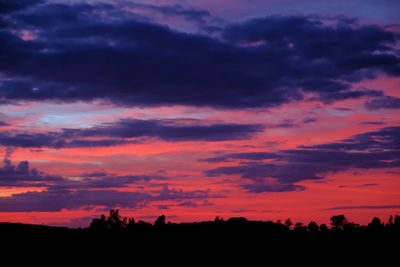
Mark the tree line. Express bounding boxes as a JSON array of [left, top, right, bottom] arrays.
[[89, 209, 400, 233]]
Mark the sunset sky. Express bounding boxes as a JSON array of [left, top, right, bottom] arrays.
[[0, 0, 399, 228]]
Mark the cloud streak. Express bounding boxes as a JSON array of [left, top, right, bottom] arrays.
[[326, 205, 400, 210], [0, 118, 265, 148]]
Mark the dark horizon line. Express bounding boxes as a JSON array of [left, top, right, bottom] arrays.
[[2, 211, 399, 230]]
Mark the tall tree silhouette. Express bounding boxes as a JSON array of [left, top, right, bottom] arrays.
[[155, 215, 166, 227], [330, 215, 347, 230]]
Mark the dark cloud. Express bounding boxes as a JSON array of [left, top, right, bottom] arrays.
[[0, 185, 219, 212], [356, 183, 378, 187], [360, 121, 385, 125], [0, 148, 221, 211], [0, 188, 152, 212], [53, 173, 168, 191], [204, 126, 400, 193], [123, 2, 210, 24], [200, 152, 279, 163], [268, 119, 298, 128], [176, 200, 213, 208], [315, 89, 383, 104], [0, 0, 43, 14], [326, 205, 400, 210], [0, 157, 218, 211], [69, 119, 265, 142], [0, 156, 167, 189], [301, 126, 400, 151], [154, 186, 216, 201], [0, 156, 63, 187], [241, 182, 305, 193], [0, 119, 264, 148], [334, 107, 353, 111], [302, 117, 318, 124], [0, 132, 132, 148], [0, 2, 398, 108], [364, 96, 400, 110]]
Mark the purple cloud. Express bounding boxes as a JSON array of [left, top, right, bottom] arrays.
[[0, 182, 220, 212], [365, 96, 400, 110], [0, 155, 222, 212], [0, 118, 265, 148], [326, 205, 400, 210], [204, 126, 400, 193], [0, 2, 398, 108]]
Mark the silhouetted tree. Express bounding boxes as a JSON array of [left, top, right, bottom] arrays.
[[368, 217, 384, 232], [330, 215, 347, 230], [214, 216, 224, 223], [294, 222, 307, 232], [307, 221, 319, 232], [343, 221, 359, 232], [395, 215, 400, 227], [320, 224, 329, 232], [388, 214, 400, 231], [227, 217, 248, 224], [89, 214, 107, 231], [126, 217, 136, 231], [155, 215, 166, 227], [136, 220, 153, 234], [107, 209, 126, 231], [285, 218, 293, 228], [388, 215, 394, 226]]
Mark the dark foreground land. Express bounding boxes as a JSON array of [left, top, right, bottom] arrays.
[[1, 213, 399, 266]]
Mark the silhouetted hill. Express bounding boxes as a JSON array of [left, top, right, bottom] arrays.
[[1, 213, 398, 266], [0, 222, 71, 232]]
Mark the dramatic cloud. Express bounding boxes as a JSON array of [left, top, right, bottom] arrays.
[[0, 188, 152, 212], [326, 205, 400, 210], [0, 152, 63, 187], [200, 152, 280, 163], [0, 156, 168, 189], [0, 1, 398, 108], [302, 117, 318, 124], [364, 96, 400, 110], [0, 185, 220, 212], [0, 157, 219, 211], [204, 126, 400, 193], [301, 126, 400, 151], [65, 118, 265, 142], [268, 119, 299, 128], [241, 182, 305, 194], [0, 118, 264, 148]]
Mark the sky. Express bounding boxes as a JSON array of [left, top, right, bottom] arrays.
[[0, 0, 399, 228]]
